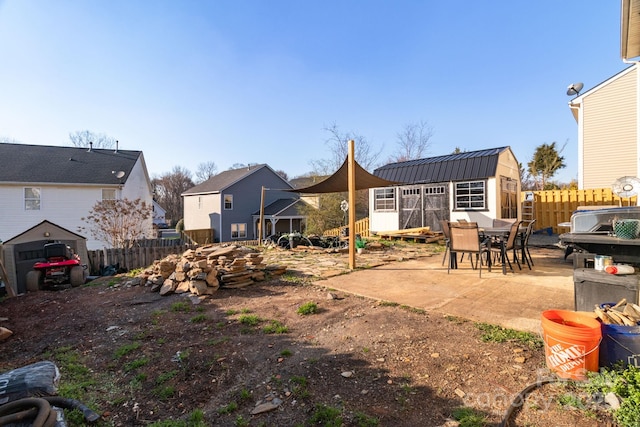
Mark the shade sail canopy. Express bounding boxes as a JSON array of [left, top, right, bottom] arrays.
[[289, 157, 401, 193]]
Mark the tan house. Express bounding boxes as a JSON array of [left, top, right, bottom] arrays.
[[566, 1, 640, 191], [567, 63, 640, 190]]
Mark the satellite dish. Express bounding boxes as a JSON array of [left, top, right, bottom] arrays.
[[566, 82, 584, 97], [113, 170, 125, 179], [612, 176, 640, 198]]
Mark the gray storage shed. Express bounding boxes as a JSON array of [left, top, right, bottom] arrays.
[[1, 220, 88, 294]]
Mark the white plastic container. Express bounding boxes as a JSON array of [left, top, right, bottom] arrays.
[[605, 264, 637, 275]]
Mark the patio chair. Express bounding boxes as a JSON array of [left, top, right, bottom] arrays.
[[448, 222, 490, 277], [516, 219, 536, 269], [490, 220, 522, 273]]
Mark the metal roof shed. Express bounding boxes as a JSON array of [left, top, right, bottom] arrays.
[[369, 147, 521, 233]]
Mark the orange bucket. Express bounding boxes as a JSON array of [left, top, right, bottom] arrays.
[[541, 310, 602, 380]]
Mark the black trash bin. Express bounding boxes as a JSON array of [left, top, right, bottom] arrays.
[[573, 268, 640, 312]]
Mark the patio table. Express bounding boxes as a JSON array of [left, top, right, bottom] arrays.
[[480, 227, 526, 274]]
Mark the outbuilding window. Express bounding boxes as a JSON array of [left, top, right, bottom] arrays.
[[374, 188, 395, 211], [24, 187, 41, 210], [454, 181, 486, 210]]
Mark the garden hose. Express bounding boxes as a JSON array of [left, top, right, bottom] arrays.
[[0, 396, 100, 426], [500, 378, 559, 427], [0, 397, 57, 427], [43, 396, 101, 423]]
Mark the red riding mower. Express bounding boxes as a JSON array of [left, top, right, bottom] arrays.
[[26, 243, 87, 291]]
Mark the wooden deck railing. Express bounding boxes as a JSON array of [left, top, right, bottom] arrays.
[[323, 218, 370, 238]]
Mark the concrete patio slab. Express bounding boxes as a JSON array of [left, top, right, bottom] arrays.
[[315, 247, 575, 334]]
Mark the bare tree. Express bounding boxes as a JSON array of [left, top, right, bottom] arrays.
[[388, 120, 433, 163], [79, 198, 153, 248], [69, 130, 116, 149], [519, 162, 535, 191], [275, 170, 289, 181], [194, 161, 218, 184], [306, 123, 382, 219], [0, 136, 19, 144], [152, 166, 194, 225], [310, 123, 383, 175]]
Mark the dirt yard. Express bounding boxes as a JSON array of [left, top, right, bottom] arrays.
[[0, 243, 615, 426]]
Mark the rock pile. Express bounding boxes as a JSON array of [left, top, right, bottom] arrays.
[[137, 244, 287, 297]]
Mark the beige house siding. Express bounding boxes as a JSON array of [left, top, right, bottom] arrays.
[[582, 68, 638, 189], [494, 149, 521, 220]]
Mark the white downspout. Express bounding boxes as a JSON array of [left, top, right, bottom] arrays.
[[568, 101, 583, 189]]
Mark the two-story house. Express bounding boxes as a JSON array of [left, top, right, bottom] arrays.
[[0, 143, 154, 250], [182, 164, 306, 243]]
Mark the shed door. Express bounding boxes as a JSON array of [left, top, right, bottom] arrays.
[[422, 185, 449, 232], [400, 186, 422, 229], [399, 184, 448, 231]]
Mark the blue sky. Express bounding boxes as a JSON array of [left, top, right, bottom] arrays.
[[0, 1, 626, 183]]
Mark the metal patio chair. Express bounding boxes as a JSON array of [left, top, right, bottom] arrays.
[[448, 222, 490, 277]]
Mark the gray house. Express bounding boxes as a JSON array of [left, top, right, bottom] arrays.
[[182, 164, 306, 243], [369, 147, 521, 232]]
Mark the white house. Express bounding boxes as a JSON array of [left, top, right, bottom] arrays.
[[0, 143, 154, 250], [369, 147, 521, 233], [153, 200, 167, 225]]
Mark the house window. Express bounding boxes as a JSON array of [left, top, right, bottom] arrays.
[[231, 223, 246, 239], [224, 194, 233, 210], [374, 188, 395, 211], [24, 187, 41, 210], [102, 189, 116, 200], [500, 177, 518, 218], [454, 181, 486, 210]]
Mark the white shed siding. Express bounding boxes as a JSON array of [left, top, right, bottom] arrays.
[[368, 187, 400, 234], [369, 211, 400, 234], [583, 69, 638, 189]]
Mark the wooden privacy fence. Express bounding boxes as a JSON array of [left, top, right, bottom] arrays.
[[522, 188, 638, 235], [86, 241, 194, 275], [323, 218, 370, 238], [183, 229, 215, 245]]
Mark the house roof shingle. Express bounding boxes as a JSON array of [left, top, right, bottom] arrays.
[[252, 198, 306, 216], [183, 164, 292, 195], [373, 147, 511, 184], [0, 143, 141, 185]]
